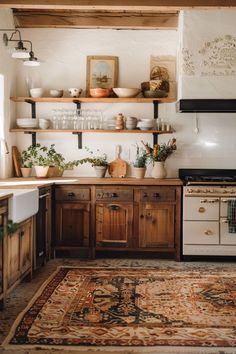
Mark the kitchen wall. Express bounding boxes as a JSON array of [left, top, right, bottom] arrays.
[[2, 9, 236, 178], [0, 9, 17, 178]]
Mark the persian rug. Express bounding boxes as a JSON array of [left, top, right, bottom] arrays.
[[3, 266, 236, 349]]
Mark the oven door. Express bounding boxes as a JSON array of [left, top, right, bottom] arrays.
[[220, 198, 236, 245]]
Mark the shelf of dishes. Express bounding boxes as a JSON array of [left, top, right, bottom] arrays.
[[10, 97, 176, 103], [10, 128, 174, 134]]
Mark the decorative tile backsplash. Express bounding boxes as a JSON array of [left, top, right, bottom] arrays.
[[182, 35, 236, 77]]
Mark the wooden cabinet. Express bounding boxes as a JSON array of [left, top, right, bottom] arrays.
[[35, 186, 52, 269], [96, 203, 133, 247], [7, 218, 33, 291], [53, 182, 181, 260], [0, 199, 8, 309], [54, 186, 91, 256]]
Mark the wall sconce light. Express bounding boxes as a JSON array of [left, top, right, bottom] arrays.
[[1, 28, 40, 66]]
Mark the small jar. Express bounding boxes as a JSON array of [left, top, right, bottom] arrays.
[[116, 113, 124, 130]]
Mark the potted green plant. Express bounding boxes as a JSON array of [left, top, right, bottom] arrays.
[[46, 144, 79, 177], [78, 147, 109, 177], [20, 148, 34, 177], [21, 144, 50, 178], [133, 144, 147, 178]]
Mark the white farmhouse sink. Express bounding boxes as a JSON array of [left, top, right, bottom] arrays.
[[0, 188, 39, 223]]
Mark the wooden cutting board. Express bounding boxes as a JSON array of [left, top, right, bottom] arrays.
[[12, 146, 22, 177], [108, 145, 127, 178]]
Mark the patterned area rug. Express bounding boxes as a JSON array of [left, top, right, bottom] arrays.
[[3, 266, 236, 349]]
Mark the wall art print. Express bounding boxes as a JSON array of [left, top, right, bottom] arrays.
[[86, 55, 118, 95]]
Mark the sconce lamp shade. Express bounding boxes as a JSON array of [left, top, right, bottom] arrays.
[[23, 51, 40, 66], [11, 40, 30, 59]]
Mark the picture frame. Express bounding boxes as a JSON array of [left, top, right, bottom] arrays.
[[86, 55, 118, 95]]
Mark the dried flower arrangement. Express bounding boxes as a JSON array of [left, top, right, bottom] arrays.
[[141, 138, 177, 162]]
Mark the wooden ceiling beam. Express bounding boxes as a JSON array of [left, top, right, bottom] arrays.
[[0, 0, 236, 11], [13, 10, 178, 29]]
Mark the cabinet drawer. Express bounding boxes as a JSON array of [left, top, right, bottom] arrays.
[[140, 189, 175, 202], [55, 187, 90, 201], [96, 188, 133, 201], [183, 221, 219, 244]]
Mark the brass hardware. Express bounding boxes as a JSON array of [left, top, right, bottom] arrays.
[[200, 199, 207, 203], [111, 193, 118, 198], [153, 193, 160, 198], [140, 214, 144, 219], [67, 192, 75, 197], [221, 218, 229, 223], [200, 198, 219, 203], [204, 229, 213, 235], [198, 207, 206, 213], [222, 199, 236, 203]]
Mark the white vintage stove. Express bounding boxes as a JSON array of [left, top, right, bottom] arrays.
[[179, 169, 236, 257]]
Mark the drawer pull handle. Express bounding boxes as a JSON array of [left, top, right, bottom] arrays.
[[204, 229, 213, 235], [198, 207, 206, 213], [222, 199, 235, 203], [111, 193, 118, 198], [67, 192, 75, 197], [109, 205, 120, 211], [143, 193, 148, 198], [153, 193, 160, 198], [140, 214, 144, 219]]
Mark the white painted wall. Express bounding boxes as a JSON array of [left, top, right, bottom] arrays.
[[2, 9, 236, 178], [0, 9, 17, 178]]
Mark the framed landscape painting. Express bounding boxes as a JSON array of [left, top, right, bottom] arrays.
[[86, 56, 118, 95]]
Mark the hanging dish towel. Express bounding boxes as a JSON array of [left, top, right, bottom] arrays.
[[227, 200, 236, 233]]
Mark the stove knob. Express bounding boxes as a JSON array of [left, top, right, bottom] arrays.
[[187, 188, 193, 193]]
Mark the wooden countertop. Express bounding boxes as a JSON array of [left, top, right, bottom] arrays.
[[0, 177, 182, 187]]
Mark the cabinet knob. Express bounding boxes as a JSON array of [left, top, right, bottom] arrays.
[[143, 193, 148, 198], [67, 192, 75, 197], [109, 205, 120, 211], [111, 193, 118, 198], [140, 214, 144, 219]]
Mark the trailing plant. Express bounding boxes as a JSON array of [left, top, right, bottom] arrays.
[[0, 220, 18, 240], [78, 147, 108, 167], [46, 144, 80, 171]]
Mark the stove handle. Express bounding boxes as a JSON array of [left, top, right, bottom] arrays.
[[221, 199, 236, 203]]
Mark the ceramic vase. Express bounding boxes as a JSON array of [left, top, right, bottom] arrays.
[[151, 161, 167, 179], [94, 166, 107, 178], [20, 167, 32, 178], [47, 166, 63, 178], [34, 166, 49, 178], [133, 167, 146, 179]]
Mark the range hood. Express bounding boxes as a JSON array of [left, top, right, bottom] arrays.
[[177, 99, 236, 113]]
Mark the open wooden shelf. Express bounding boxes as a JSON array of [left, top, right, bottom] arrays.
[[10, 128, 174, 134], [10, 96, 176, 103]]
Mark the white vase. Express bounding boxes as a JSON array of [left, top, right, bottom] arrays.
[[34, 166, 49, 178], [133, 167, 146, 179], [20, 167, 32, 178], [151, 161, 167, 179], [94, 166, 107, 178]]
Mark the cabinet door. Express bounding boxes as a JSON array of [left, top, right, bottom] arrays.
[[55, 202, 90, 246], [139, 203, 175, 248], [0, 208, 7, 296], [45, 193, 52, 260], [20, 219, 32, 275], [7, 229, 21, 288], [96, 203, 133, 247]]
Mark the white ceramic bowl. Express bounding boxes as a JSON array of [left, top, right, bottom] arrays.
[[16, 118, 38, 128], [39, 118, 50, 129], [49, 89, 64, 98], [30, 88, 44, 98], [112, 88, 141, 98]]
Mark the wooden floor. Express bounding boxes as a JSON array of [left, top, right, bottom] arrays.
[[0, 258, 236, 354]]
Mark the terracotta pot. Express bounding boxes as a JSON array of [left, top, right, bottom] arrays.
[[47, 166, 63, 178], [133, 167, 146, 179], [151, 161, 166, 179], [20, 167, 32, 178]]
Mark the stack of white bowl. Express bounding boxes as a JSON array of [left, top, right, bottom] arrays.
[[39, 118, 50, 129], [137, 119, 156, 130], [16, 118, 38, 128], [126, 116, 137, 130]]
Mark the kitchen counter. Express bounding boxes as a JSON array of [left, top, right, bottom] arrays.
[[0, 177, 183, 187], [0, 192, 13, 200]]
